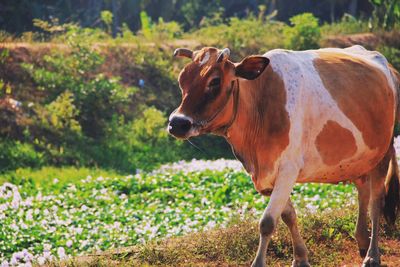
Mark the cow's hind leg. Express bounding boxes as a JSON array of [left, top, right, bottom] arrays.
[[354, 176, 370, 258], [281, 199, 310, 267], [362, 150, 392, 267]]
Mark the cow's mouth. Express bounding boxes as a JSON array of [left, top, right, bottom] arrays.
[[167, 114, 201, 139]]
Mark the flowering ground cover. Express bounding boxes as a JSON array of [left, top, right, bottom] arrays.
[[0, 160, 356, 266]]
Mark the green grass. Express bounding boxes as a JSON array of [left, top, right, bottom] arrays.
[[0, 164, 358, 266], [53, 208, 400, 267], [0, 166, 124, 194]]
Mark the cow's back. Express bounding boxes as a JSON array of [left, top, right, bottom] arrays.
[[264, 46, 397, 184]]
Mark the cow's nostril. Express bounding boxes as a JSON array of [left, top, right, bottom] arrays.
[[168, 116, 192, 137]]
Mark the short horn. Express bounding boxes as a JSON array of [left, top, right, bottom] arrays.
[[217, 48, 230, 63], [173, 48, 193, 59]]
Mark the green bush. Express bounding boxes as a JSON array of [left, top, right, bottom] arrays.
[[139, 11, 182, 42], [370, 0, 400, 30], [283, 13, 321, 50], [321, 14, 369, 36], [0, 140, 45, 172], [36, 91, 81, 133], [378, 45, 400, 70], [93, 107, 183, 172], [191, 14, 285, 57], [22, 41, 137, 139]]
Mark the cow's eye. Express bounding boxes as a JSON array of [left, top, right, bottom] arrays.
[[207, 77, 221, 99], [209, 77, 221, 88]]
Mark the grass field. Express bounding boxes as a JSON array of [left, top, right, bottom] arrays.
[[0, 159, 363, 266]]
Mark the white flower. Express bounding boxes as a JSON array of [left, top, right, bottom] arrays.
[[1, 260, 9, 267], [53, 178, 59, 184], [10, 256, 17, 265], [113, 222, 121, 229], [22, 197, 33, 207], [43, 243, 52, 251], [81, 240, 88, 247], [43, 250, 51, 259], [10, 223, 19, 231], [57, 247, 66, 259], [22, 249, 33, 261], [205, 220, 216, 229], [306, 203, 318, 213], [25, 210, 33, 221], [11, 200, 19, 210], [81, 205, 88, 211], [66, 240, 73, 248], [37, 256, 46, 265], [0, 204, 7, 212]]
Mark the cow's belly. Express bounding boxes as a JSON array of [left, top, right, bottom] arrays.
[[297, 148, 384, 183]]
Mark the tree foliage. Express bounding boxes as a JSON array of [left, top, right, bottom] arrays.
[[0, 0, 377, 35]]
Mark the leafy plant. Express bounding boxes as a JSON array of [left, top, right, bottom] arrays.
[[192, 15, 285, 57], [36, 91, 81, 133], [369, 0, 400, 30], [321, 14, 369, 36], [0, 163, 361, 265], [100, 10, 113, 35], [23, 41, 136, 139], [0, 140, 45, 172], [139, 11, 182, 42], [378, 45, 400, 70], [283, 13, 321, 50]]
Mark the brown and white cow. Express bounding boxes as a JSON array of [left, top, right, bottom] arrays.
[[168, 45, 400, 267]]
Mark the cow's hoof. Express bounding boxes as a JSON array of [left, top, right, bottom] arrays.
[[292, 259, 311, 267], [362, 256, 381, 267], [251, 259, 265, 267], [359, 249, 368, 258]]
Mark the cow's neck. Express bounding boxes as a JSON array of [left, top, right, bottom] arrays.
[[224, 66, 291, 185]]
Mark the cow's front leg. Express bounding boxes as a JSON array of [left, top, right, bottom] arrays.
[[281, 199, 310, 267], [251, 164, 299, 267]]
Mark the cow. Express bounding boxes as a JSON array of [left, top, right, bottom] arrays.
[[168, 45, 400, 267]]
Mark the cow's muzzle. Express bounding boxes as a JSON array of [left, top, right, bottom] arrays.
[[168, 115, 193, 138]]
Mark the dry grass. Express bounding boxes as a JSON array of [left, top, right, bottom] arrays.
[[44, 206, 400, 267]]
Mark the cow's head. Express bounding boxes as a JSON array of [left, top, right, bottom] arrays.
[[168, 47, 269, 139]]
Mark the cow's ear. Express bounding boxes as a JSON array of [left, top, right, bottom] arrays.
[[235, 56, 270, 80]]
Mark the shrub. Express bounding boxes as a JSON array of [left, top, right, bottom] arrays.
[[36, 91, 81, 133], [139, 11, 182, 42], [321, 14, 369, 36], [370, 0, 400, 30], [283, 13, 321, 50], [0, 140, 45, 172], [22, 41, 137, 139], [92, 107, 183, 172], [378, 45, 400, 70], [100, 10, 113, 35], [191, 15, 285, 58]]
